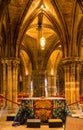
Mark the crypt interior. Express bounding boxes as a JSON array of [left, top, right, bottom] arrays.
[[0, 0, 83, 109]]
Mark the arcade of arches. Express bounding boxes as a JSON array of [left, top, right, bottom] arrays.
[[0, 0, 83, 108]]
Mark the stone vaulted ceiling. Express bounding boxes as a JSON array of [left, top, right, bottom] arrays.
[[0, 0, 83, 75]]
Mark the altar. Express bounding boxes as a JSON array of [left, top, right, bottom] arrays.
[[20, 97, 71, 123]]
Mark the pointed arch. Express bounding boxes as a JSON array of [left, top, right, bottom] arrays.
[[15, 1, 68, 58]]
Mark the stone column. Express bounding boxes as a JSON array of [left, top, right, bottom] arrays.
[[25, 75, 31, 96], [75, 63, 80, 101], [64, 64, 70, 103], [1, 58, 20, 108], [32, 70, 42, 97], [6, 60, 13, 108], [32, 70, 47, 97], [22, 75, 30, 94], [62, 58, 81, 104], [47, 75, 56, 97], [80, 65, 83, 95], [1, 59, 7, 106], [12, 59, 20, 108]]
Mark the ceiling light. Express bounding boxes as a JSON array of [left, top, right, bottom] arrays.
[[41, 4, 44, 9], [40, 37, 45, 49], [40, 0, 45, 10]]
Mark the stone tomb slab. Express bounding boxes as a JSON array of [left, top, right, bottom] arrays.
[[27, 119, 41, 128], [6, 114, 15, 121], [48, 119, 63, 128]]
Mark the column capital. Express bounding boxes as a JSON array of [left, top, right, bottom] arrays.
[[1, 57, 20, 64], [13, 59, 20, 65], [61, 57, 82, 65]]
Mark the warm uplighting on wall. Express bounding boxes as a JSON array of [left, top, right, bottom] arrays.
[[26, 70, 29, 75], [51, 69, 54, 75]]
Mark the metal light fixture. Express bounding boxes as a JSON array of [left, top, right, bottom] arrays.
[[38, 0, 45, 50], [40, 20, 45, 50], [40, 36, 45, 50]]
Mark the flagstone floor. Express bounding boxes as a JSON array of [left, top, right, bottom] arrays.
[[0, 116, 64, 130]]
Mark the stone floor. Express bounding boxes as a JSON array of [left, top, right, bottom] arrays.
[[0, 107, 64, 130], [0, 116, 64, 130]]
